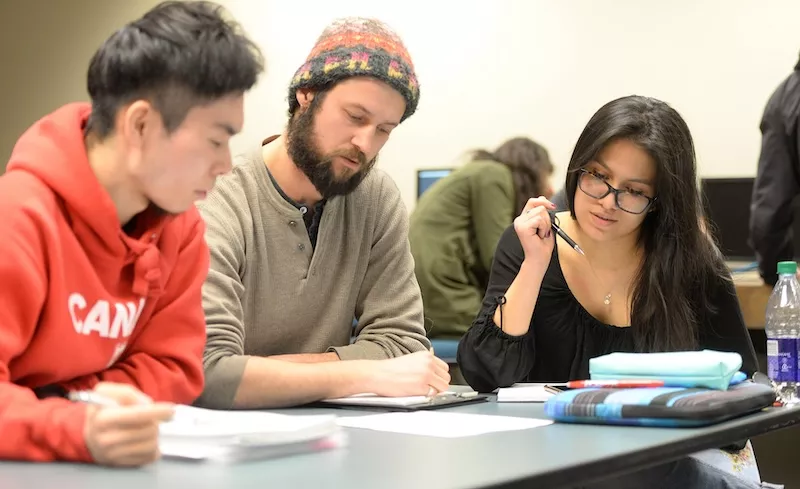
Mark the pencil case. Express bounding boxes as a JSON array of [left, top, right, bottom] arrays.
[[543, 381, 776, 427], [589, 350, 743, 390]]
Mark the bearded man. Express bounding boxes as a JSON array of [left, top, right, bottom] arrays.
[[195, 17, 450, 409]]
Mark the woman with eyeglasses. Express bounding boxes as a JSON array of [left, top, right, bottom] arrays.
[[457, 96, 765, 488]]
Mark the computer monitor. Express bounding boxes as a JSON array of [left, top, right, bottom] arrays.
[[700, 177, 755, 261], [701, 177, 800, 264], [417, 169, 453, 199]]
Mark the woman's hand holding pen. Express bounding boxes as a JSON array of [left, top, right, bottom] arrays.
[[82, 382, 174, 467], [514, 197, 556, 269], [493, 197, 557, 336]]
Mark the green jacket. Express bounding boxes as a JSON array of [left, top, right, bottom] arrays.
[[409, 160, 515, 339]]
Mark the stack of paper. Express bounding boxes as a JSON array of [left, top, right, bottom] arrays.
[[158, 405, 344, 462]]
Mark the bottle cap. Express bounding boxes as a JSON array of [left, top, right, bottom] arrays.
[[777, 261, 797, 275]]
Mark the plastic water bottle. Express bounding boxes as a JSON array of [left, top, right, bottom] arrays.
[[765, 261, 800, 404]]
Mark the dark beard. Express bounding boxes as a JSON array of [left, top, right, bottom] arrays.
[[286, 102, 377, 199]]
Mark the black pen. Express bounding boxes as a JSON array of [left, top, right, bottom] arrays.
[[552, 222, 585, 256]]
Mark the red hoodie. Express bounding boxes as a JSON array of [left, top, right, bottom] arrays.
[[0, 103, 208, 462]]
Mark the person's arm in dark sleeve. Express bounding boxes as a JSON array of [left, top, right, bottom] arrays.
[[750, 87, 800, 286], [457, 226, 538, 392]]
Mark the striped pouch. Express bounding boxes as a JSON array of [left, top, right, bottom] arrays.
[[543, 381, 776, 427]]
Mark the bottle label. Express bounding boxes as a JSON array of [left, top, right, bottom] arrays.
[[767, 338, 798, 382]]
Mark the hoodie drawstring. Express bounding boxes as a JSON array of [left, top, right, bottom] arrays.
[[132, 245, 162, 297]]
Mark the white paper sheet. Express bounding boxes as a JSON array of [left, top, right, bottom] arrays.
[[496, 384, 555, 403], [336, 411, 552, 438]]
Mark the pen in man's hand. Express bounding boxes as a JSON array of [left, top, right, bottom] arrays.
[[424, 346, 438, 402]]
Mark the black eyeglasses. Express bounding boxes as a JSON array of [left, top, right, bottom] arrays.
[[577, 169, 656, 215]]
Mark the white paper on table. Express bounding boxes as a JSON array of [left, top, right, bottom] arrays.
[[336, 411, 552, 438], [496, 384, 555, 403]]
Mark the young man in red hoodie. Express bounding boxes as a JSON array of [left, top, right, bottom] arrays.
[[0, 1, 263, 467]]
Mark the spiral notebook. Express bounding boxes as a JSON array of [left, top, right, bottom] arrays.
[[317, 391, 488, 411]]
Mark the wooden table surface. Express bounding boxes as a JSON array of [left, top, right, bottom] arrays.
[[730, 262, 771, 330]]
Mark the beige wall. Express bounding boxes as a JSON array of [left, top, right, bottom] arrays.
[[226, 0, 800, 211], [3, 1, 800, 203], [0, 0, 162, 172]]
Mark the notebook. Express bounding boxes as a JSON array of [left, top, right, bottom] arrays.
[[317, 391, 488, 411], [158, 405, 344, 462]]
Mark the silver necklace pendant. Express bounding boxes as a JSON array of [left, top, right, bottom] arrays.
[[604, 293, 611, 305]]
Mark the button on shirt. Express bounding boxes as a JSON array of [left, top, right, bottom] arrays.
[[265, 167, 326, 249]]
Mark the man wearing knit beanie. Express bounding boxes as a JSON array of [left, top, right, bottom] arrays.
[[196, 17, 450, 410]]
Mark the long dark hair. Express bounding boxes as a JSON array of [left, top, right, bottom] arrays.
[[472, 137, 554, 215], [564, 95, 727, 352]]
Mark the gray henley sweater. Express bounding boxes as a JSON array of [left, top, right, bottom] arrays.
[[195, 144, 430, 408]]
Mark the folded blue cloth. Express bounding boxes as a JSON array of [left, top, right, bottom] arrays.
[[729, 371, 748, 386], [589, 350, 743, 390]]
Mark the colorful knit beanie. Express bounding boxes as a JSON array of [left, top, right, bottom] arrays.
[[288, 17, 419, 121]]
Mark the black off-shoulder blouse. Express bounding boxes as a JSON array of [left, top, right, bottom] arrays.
[[456, 225, 759, 393]]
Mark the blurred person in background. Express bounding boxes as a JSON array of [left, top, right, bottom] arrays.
[[410, 137, 554, 340]]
